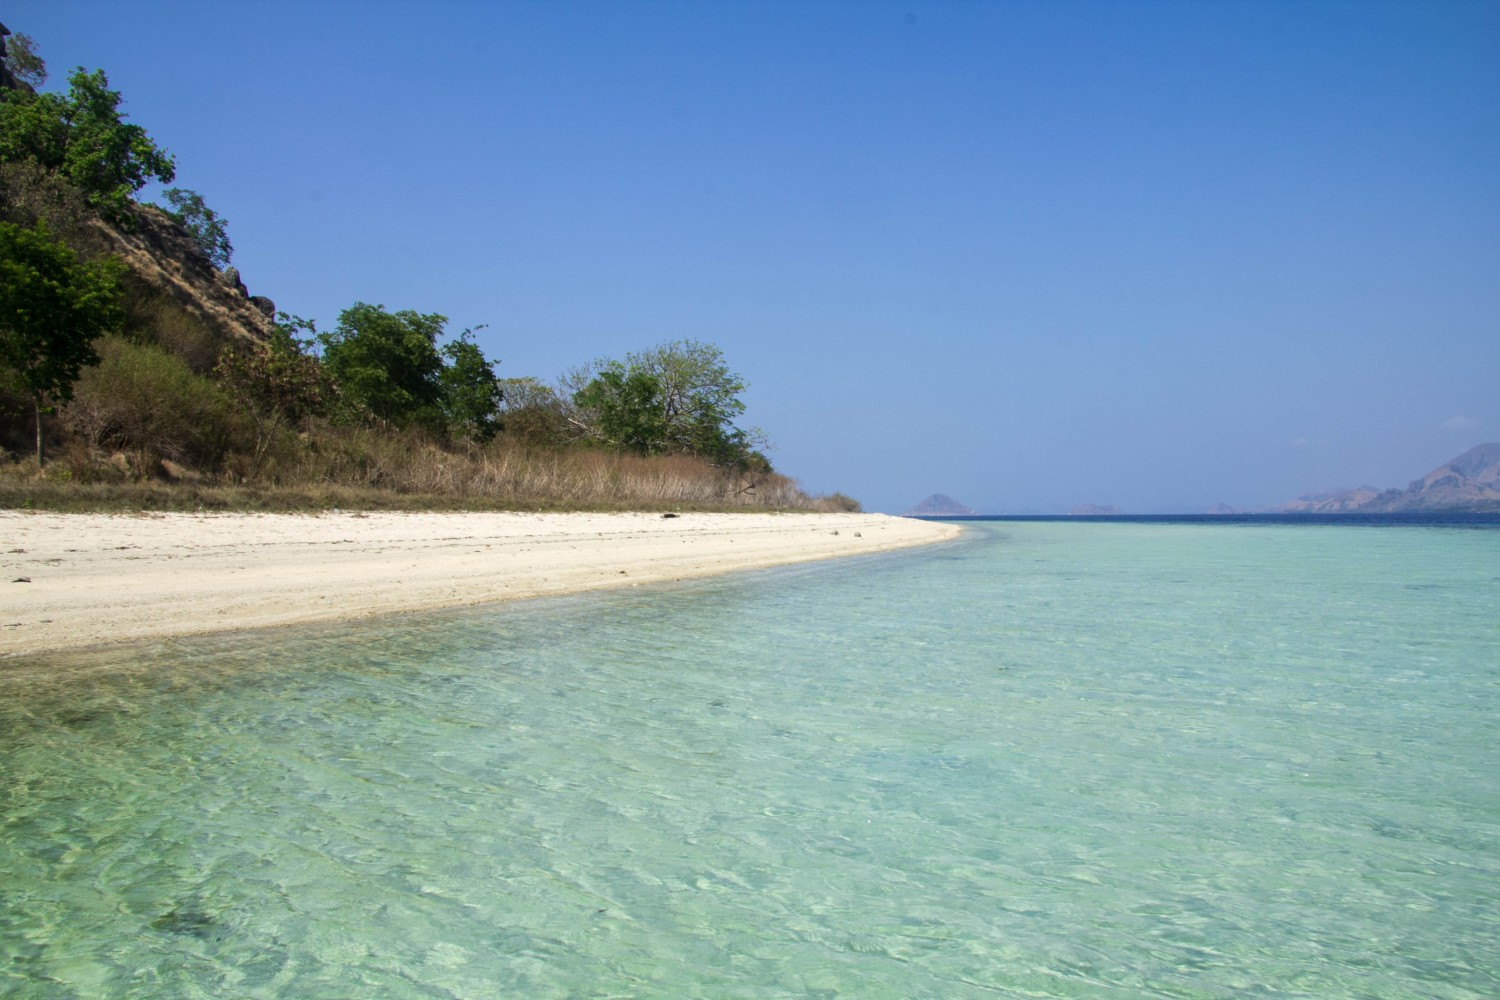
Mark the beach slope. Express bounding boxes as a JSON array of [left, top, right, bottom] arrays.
[[1, 511, 959, 656]]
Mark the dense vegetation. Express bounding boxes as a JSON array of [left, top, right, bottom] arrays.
[[0, 30, 857, 513]]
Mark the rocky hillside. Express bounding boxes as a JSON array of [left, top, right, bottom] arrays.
[[1374, 442, 1500, 511], [1273, 443, 1500, 513], [0, 165, 275, 354], [100, 200, 276, 347], [1, 25, 274, 357]]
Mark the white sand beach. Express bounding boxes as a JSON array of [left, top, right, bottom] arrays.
[[0, 511, 960, 656]]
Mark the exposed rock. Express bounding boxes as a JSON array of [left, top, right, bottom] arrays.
[[249, 295, 276, 318], [218, 266, 249, 298], [903, 493, 978, 517], [89, 203, 275, 348]]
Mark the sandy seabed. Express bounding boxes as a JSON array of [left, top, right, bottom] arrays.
[[0, 510, 960, 657]]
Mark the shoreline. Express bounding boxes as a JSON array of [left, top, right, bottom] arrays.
[[0, 511, 961, 658]]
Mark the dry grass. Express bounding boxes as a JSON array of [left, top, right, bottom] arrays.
[[0, 429, 861, 513]]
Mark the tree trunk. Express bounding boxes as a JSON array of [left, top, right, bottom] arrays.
[[33, 392, 44, 467]]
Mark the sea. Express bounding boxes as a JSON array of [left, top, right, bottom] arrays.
[[1, 514, 1496, 999]]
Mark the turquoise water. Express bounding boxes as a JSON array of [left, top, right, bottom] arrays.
[[2, 520, 1497, 999]]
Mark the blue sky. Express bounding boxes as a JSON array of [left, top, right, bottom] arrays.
[[14, 0, 1498, 512]]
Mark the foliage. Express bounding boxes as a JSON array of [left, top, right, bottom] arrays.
[[0, 67, 174, 224], [571, 340, 766, 468], [65, 335, 242, 469], [0, 219, 122, 462], [161, 187, 232, 269], [496, 377, 574, 450], [574, 367, 670, 455], [439, 328, 503, 443], [316, 303, 503, 442], [317, 302, 447, 431], [4, 32, 46, 89], [214, 313, 333, 463]]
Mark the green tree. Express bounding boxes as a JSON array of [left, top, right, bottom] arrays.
[[0, 219, 123, 463], [574, 367, 669, 455], [214, 313, 333, 463], [439, 328, 503, 443], [317, 303, 447, 431], [162, 187, 232, 269], [0, 67, 174, 224], [571, 340, 765, 466], [3, 31, 46, 89]]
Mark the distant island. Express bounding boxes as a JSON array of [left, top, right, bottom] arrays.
[[903, 493, 977, 517], [1212, 443, 1500, 515]]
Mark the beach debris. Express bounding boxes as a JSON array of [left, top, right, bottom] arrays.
[[854, 531, 862, 537], [661, 513, 680, 518], [11, 577, 30, 583]]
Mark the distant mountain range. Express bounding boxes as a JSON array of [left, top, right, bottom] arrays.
[[1220, 443, 1500, 514], [903, 493, 977, 517]]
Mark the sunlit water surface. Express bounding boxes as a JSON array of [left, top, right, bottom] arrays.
[[2, 520, 1497, 998]]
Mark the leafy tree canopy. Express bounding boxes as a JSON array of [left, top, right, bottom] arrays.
[[4, 31, 46, 89], [439, 328, 503, 443], [571, 340, 766, 468], [318, 303, 446, 430], [317, 303, 502, 441], [0, 219, 123, 461], [162, 187, 232, 269], [574, 367, 670, 456], [0, 67, 174, 224]]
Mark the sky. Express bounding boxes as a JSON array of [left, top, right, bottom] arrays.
[[12, 0, 1498, 513]]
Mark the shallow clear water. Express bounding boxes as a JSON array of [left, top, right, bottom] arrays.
[[2, 521, 1497, 999]]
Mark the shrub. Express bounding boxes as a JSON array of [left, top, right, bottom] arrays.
[[64, 335, 246, 470]]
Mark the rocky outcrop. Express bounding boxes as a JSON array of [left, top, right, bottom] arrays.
[[91, 202, 275, 348]]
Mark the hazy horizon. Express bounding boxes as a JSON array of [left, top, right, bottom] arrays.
[[903, 438, 1499, 516], [15, 1, 1497, 513]]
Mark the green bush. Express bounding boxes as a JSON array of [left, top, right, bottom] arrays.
[[64, 335, 247, 470]]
